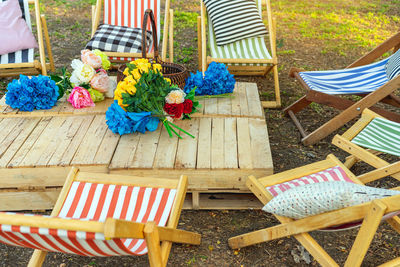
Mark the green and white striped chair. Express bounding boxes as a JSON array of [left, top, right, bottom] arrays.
[[332, 108, 400, 184], [198, 0, 281, 108]]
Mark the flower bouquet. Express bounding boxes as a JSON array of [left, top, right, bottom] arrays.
[[184, 62, 235, 98], [106, 58, 200, 138], [51, 49, 114, 109], [5, 75, 59, 111]]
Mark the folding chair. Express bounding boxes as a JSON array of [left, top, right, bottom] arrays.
[[228, 154, 400, 267], [0, 0, 55, 77], [285, 31, 400, 145], [0, 168, 201, 267], [90, 0, 174, 63], [332, 108, 400, 183], [197, 0, 281, 108]]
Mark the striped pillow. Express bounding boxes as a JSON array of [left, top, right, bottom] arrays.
[[386, 49, 400, 80], [203, 0, 268, 46]]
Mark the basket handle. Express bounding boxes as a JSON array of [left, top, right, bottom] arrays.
[[141, 9, 159, 60]]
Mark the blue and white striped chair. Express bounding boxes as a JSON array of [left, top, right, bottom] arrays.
[[198, 0, 281, 108], [0, 0, 54, 78], [285, 32, 400, 145]]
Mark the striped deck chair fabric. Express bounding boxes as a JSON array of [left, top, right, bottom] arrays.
[[352, 117, 400, 157], [208, 0, 272, 66], [298, 57, 390, 95], [0, 0, 34, 64], [266, 166, 353, 197], [102, 0, 160, 61], [0, 181, 176, 256]]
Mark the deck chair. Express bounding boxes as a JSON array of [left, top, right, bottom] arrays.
[[332, 108, 400, 183], [228, 154, 400, 267], [0, 0, 54, 77], [90, 0, 174, 63], [285, 31, 400, 146], [198, 0, 281, 109], [0, 168, 201, 267]]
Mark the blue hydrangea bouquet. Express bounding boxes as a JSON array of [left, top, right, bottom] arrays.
[[5, 75, 59, 112], [183, 62, 235, 98]]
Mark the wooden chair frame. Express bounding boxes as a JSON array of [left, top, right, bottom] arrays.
[[228, 154, 400, 267], [91, 0, 174, 63], [197, 0, 281, 109], [2, 168, 201, 267], [0, 0, 55, 78], [332, 108, 400, 183], [284, 31, 400, 145]]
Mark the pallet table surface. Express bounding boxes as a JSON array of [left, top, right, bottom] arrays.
[[0, 82, 272, 210]]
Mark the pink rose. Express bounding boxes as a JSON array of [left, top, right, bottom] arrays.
[[81, 49, 102, 69], [90, 69, 110, 93], [68, 86, 95, 109]]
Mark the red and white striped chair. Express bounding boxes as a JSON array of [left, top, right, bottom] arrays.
[[228, 154, 400, 267], [0, 168, 200, 267], [90, 0, 174, 63]]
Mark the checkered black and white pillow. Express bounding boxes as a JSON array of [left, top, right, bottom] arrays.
[[85, 24, 152, 53], [386, 49, 400, 80]]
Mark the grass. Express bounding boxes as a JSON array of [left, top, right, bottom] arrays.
[[270, 0, 400, 54]]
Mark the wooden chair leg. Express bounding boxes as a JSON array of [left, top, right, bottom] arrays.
[[378, 257, 400, 267], [283, 95, 312, 115], [197, 16, 202, 71], [144, 222, 164, 267], [27, 250, 47, 267], [261, 65, 281, 109], [168, 9, 173, 63], [344, 200, 387, 267], [40, 15, 55, 72]]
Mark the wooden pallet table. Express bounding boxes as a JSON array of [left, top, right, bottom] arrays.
[[0, 82, 270, 210]]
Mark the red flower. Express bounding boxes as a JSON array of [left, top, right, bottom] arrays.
[[183, 99, 193, 114], [164, 103, 184, 119]]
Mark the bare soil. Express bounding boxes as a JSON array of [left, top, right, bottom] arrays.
[[0, 0, 399, 266]]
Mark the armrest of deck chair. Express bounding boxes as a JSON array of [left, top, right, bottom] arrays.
[[104, 218, 201, 245]]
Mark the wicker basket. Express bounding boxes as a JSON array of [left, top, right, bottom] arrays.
[[117, 9, 188, 89]]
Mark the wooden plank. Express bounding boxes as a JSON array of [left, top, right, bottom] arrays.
[[58, 116, 96, 166], [249, 118, 273, 169], [0, 118, 35, 157], [238, 82, 249, 116], [174, 119, 200, 169], [129, 125, 162, 168], [8, 117, 52, 167], [217, 96, 231, 115], [0, 190, 60, 211], [34, 116, 76, 166], [197, 99, 205, 114], [47, 116, 88, 166], [204, 97, 218, 115], [109, 133, 141, 169], [211, 118, 224, 169], [71, 115, 108, 165], [0, 97, 8, 113], [0, 118, 23, 142], [237, 118, 253, 169], [231, 83, 241, 116], [93, 128, 120, 165], [0, 165, 108, 189], [0, 118, 41, 167], [224, 118, 238, 169], [153, 124, 179, 169], [183, 192, 262, 210], [246, 83, 264, 118], [20, 116, 67, 167], [196, 118, 212, 169]]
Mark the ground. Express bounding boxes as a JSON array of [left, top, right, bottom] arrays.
[[0, 0, 399, 266]]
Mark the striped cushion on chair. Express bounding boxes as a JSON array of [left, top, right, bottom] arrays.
[[352, 117, 400, 157], [298, 57, 390, 95], [0, 181, 176, 256], [102, 0, 160, 61], [0, 0, 34, 64], [207, 0, 272, 66], [266, 166, 354, 197]]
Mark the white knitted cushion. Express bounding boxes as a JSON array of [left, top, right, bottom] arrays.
[[263, 181, 400, 219]]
